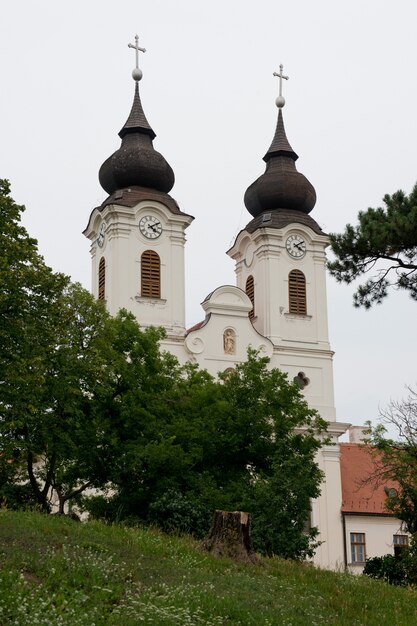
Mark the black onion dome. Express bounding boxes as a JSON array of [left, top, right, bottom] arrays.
[[244, 108, 316, 218], [99, 82, 175, 195]]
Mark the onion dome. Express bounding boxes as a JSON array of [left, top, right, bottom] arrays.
[[244, 68, 316, 218], [99, 38, 174, 196]]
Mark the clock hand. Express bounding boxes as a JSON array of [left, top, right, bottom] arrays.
[[148, 222, 160, 232], [294, 242, 304, 250]]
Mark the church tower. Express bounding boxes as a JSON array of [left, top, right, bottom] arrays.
[[228, 67, 336, 423], [83, 37, 193, 353], [83, 47, 348, 569], [228, 67, 348, 569]]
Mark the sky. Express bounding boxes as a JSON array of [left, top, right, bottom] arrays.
[[1, 0, 416, 429]]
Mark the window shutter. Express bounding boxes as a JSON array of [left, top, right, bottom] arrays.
[[288, 270, 306, 314], [246, 275, 255, 319], [141, 250, 161, 298], [98, 257, 105, 300]]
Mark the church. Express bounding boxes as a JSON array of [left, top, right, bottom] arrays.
[[83, 38, 407, 570]]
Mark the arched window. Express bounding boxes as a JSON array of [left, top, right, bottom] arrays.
[[246, 275, 255, 320], [141, 250, 161, 298], [98, 257, 105, 300], [288, 270, 307, 314]]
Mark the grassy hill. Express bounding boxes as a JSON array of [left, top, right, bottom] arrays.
[[0, 510, 416, 625]]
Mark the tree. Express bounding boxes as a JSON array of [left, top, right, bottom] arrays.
[[0, 179, 69, 509], [0, 179, 69, 380], [223, 352, 326, 559], [0, 180, 125, 512], [21, 284, 116, 514], [365, 386, 417, 534], [363, 542, 417, 587], [0, 274, 114, 511], [86, 349, 327, 559], [328, 184, 417, 308], [1, 181, 327, 558]]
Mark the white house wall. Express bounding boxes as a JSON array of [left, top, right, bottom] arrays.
[[85, 200, 348, 571], [344, 514, 408, 574], [84, 199, 192, 337], [184, 285, 274, 375], [312, 425, 349, 571]]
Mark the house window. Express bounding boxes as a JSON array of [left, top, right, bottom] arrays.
[[246, 275, 255, 319], [288, 270, 307, 314], [141, 250, 160, 298], [350, 532, 366, 563], [98, 257, 105, 300], [393, 534, 409, 557]]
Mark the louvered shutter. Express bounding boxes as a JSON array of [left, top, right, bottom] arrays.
[[98, 257, 105, 300], [141, 250, 161, 298], [246, 275, 255, 319], [288, 270, 306, 314]]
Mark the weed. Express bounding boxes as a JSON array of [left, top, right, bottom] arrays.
[[0, 510, 417, 625]]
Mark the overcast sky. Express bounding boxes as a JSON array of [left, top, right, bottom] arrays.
[[1, 0, 416, 429]]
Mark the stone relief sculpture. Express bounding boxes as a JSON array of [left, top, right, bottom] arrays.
[[223, 328, 236, 355]]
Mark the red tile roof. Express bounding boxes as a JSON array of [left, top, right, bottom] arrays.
[[185, 317, 210, 336], [340, 443, 399, 515], [186, 320, 205, 334]]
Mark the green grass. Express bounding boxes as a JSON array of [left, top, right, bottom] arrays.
[[0, 510, 416, 625]]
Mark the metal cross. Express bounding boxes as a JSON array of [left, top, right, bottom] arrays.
[[128, 34, 146, 70], [273, 64, 289, 97]]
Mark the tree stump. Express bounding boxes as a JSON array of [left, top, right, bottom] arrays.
[[201, 510, 259, 564]]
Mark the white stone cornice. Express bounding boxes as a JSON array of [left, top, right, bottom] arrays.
[[169, 232, 187, 245], [273, 345, 335, 358], [108, 225, 131, 239], [325, 421, 351, 439]]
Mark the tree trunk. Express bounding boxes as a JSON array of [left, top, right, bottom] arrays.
[[26, 451, 49, 511], [202, 510, 259, 564]]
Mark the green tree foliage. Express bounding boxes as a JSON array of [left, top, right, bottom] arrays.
[[328, 184, 417, 308], [1, 180, 327, 559], [0, 179, 68, 399], [22, 285, 116, 514], [363, 536, 417, 586], [365, 387, 417, 534], [86, 349, 327, 559], [0, 454, 37, 510], [0, 180, 115, 512], [0, 179, 68, 508]]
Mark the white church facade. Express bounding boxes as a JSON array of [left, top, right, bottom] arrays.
[[83, 44, 405, 570]]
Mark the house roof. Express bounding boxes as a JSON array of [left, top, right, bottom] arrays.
[[243, 208, 324, 236], [243, 107, 316, 219], [98, 79, 175, 196], [185, 317, 209, 336], [340, 443, 399, 515], [98, 186, 190, 217]]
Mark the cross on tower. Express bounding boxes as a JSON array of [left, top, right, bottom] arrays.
[[273, 64, 289, 98], [128, 34, 146, 68]]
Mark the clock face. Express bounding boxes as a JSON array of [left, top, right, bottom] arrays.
[[286, 234, 306, 258], [139, 215, 162, 239], [97, 222, 107, 248]]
